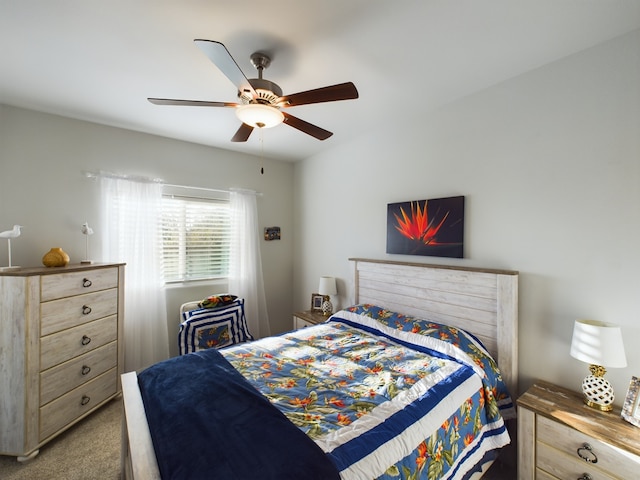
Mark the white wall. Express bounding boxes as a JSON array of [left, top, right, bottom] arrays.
[[293, 30, 640, 402], [0, 106, 295, 355]]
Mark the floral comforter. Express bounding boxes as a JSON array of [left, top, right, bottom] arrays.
[[222, 305, 514, 480]]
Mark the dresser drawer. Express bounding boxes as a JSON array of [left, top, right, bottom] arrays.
[[39, 368, 117, 441], [534, 468, 558, 480], [40, 267, 118, 301], [537, 415, 637, 479], [40, 288, 118, 336], [40, 341, 118, 406], [40, 315, 118, 370]]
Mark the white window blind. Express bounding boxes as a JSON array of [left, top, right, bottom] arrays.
[[161, 195, 230, 282]]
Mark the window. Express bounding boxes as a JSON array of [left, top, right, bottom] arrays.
[[161, 195, 230, 283]]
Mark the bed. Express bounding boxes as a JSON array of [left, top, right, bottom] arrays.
[[121, 258, 518, 479]]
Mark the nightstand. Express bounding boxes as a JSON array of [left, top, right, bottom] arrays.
[[292, 310, 327, 329], [517, 381, 640, 479]]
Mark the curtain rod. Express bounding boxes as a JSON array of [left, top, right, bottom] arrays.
[[84, 171, 261, 196], [164, 183, 231, 195]]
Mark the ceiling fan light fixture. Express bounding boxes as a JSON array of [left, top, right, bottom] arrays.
[[236, 104, 284, 129]]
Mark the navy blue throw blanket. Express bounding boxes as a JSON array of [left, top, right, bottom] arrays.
[[137, 348, 341, 480]]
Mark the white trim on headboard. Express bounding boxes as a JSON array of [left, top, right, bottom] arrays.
[[349, 258, 519, 397]]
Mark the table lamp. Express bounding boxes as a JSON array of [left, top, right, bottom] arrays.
[[81, 222, 94, 264], [318, 276, 337, 316], [570, 319, 627, 411]]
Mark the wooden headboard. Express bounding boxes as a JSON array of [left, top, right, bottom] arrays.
[[349, 258, 519, 397]]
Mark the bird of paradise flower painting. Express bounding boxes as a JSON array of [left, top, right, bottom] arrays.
[[386, 196, 464, 258]]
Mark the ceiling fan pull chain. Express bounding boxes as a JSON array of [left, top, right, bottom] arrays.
[[260, 129, 265, 175]]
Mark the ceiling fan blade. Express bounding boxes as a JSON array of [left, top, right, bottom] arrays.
[[148, 98, 238, 107], [282, 112, 333, 140], [231, 123, 254, 142], [194, 40, 256, 99], [277, 82, 358, 108]]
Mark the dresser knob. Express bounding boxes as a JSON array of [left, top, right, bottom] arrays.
[[81, 335, 91, 346], [80, 395, 91, 406], [81, 365, 91, 375], [82, 278, 92, 288], [577, 474, 593, 480], [577, 443, 598, 463], [82, 305, 92, 315]]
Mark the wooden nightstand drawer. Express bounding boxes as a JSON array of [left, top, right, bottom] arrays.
[[536, 440, 615, 480], [537, 415, 635, 478], [40, 315, 118, 370], [40, 341, 118, 406], [40, 288, 118, 336], [39, 368, 117, 441], [293, 310, 326, 329], [40, 267, 118, 301]]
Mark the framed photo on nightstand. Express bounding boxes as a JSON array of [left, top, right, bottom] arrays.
[[311, 293, 328, 312], [622, 376, 640, 427]]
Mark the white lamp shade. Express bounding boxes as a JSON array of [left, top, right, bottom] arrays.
[[318, 276, 337, 296], [570, 319, 627, 368], [235, 104, 284, 129]]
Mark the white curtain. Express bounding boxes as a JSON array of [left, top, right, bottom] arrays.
[[100, 176, 169, 372], [229, 190, 271, 338]]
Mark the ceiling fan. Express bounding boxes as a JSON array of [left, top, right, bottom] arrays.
[[148, 40, 359, 142]]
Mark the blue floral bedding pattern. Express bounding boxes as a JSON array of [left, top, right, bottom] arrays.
[[222, 305, 512, 479], [343, 304, 515, 419]]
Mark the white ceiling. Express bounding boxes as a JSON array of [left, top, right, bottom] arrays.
[[1, 1, 639, 162]]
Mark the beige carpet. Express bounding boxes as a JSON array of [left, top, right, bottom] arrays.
[[0, 398, 121, 480]]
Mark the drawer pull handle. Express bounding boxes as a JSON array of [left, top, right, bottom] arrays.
[[83, 278, 92, 288], [81, 335, 91, 346], [81, 365, 91, 375], [82, 305, 92, 315], [577, 443, 598, 464], [577, 474, 593, 480], [81, 395, 91, 406]]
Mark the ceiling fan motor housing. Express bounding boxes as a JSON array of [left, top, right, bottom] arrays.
[[239, 78, 283, 105]]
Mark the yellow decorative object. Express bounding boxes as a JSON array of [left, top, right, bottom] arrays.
[[42, 247, 70, 267]]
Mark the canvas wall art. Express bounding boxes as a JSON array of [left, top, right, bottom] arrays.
[[386, 196, 464, 258]]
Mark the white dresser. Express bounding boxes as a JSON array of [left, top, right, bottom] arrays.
[[518, 381, 640, 479], [0, 263, 124, 460]]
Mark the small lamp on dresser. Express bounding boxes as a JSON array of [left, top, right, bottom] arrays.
[[318, 276, 337, 316], [570, 318, 627, 411], [81, 222, 94, 264]]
